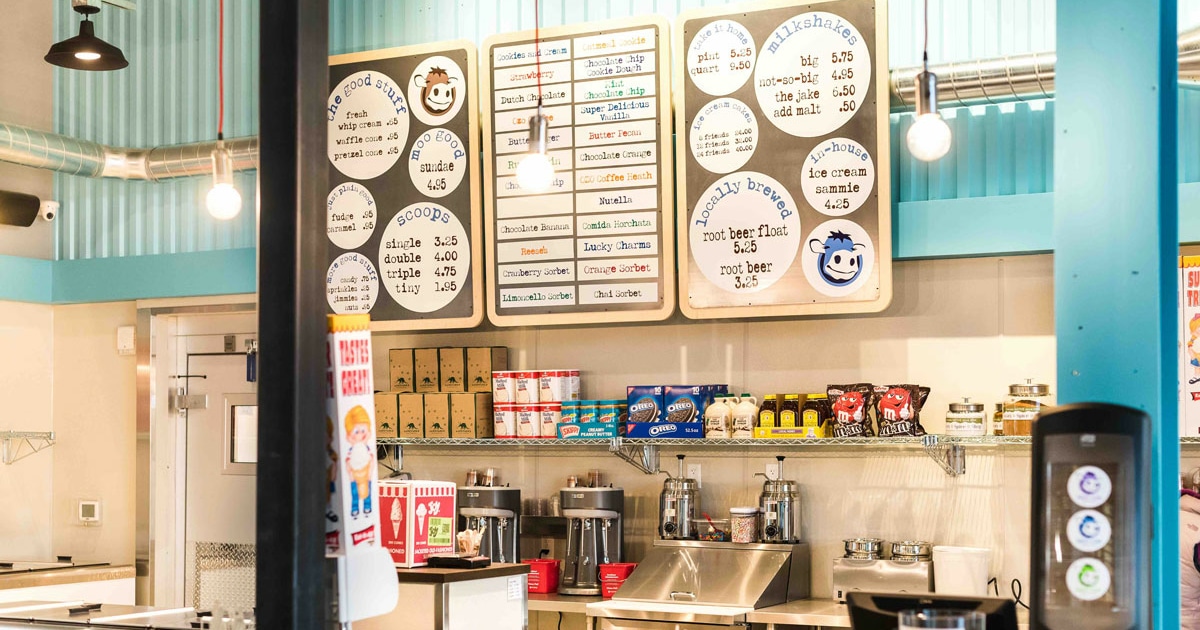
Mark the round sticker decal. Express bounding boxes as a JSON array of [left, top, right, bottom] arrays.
[[1067, 465, 1113, 509], [802, 219, 875, 297], [326, 252, 379, 314], [686, 19, 756, 96], [801, 138, 875, 216], [378, 203, 470, 313], [408, 128, 467, 198], [689, 98, 759, 174], [753, 12, 871, 137], [690, 172, 800, 294], [1066, 510, 1112, 553], [407, 55, 466, 126], [326, 182, 377, 250], [1065, 558, 1111, 602], [328, 70, 409, 180]]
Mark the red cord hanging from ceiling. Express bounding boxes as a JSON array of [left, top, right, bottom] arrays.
[[534, 0, 542, 101], [218, 0, 225, 139]]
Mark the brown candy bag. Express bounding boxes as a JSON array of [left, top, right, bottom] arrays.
[[873, 384, 931, 437], [827, 383, 875, 438]]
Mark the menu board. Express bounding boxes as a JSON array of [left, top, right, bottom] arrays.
[[326, 42, 483, 330], [481, 17, 676, 326], [675, 0, 891, 319]]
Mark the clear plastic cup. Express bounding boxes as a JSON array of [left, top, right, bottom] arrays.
[[898, 609, 985, 630]]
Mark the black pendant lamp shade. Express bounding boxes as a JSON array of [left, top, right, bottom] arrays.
[[45, 6, 128, 71]]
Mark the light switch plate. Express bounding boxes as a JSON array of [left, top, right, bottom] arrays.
[[687, 463, 702, 488], [116, 326, 135, 356]]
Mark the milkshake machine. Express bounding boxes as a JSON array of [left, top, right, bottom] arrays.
[[560, 486, 624, 595], [457, 486, 521, 563], [1031, 403, 1149, 629]]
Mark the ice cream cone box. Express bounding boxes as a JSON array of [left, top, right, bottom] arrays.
[[424, 393, 451, 438], [388, 348, 415, 393], [379, 480, 457, 567], [414, 348, 440, 393], [467, 347, 508, 393], [375, 392, 398, 439], [398, 393, 425, 438], [438, 347, 466, 392]]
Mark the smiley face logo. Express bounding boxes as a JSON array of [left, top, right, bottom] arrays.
[[801, 219, 875, 298], [415, 67, 458, 115], [809, 230, 864, 286], [408, 55, 467, 126]]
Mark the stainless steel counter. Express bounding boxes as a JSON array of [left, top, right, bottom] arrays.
[[528, 593, 603, 614], [0, 565, 132, 590], [746, 599, 1031, 629]]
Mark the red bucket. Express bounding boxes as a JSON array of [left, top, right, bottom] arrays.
[[598, 562, 637, 582], [523, 558, 560, 594]]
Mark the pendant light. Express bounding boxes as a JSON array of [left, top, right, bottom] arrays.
[[206, 0, 242, 221], [44, 2, 128, 71], [905, 0, 952, 162], [514, 0, 556, 193]]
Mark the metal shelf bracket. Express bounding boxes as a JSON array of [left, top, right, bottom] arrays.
[[609, 437, 661, 475], [1, 431, 56, 465], [922, 435, 966, 477]]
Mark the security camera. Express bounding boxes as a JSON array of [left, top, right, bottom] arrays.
[[39, 200, 58, 222]]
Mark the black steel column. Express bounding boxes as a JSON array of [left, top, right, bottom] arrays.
[[256, 0, 329, 627]]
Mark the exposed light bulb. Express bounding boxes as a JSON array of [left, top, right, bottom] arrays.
[[206, 140, 241, 220], [206, 182, 242, 220], [516, 152, 555, 192], [74, 51, 101, 61], [906, 113, 952, 162]]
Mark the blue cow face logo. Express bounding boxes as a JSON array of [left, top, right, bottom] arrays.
[[809, 230, 864, 286]]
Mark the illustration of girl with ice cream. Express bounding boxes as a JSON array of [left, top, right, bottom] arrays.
[[1189, 315, 1200, 384], [344, 405, 375, 518]]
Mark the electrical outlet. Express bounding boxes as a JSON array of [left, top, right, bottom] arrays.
[[765, 462, 781, 480], [687, 463, 702, 488]]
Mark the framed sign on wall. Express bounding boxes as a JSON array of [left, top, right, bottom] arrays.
[[327, 41, 484, 330], [675, 0, 891, 319], [480, 16, 677, 327]]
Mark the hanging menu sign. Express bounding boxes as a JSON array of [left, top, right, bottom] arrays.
[[326, 41, 483, 330], [481, 17, 676, 326], [675, 0, 891, 319]]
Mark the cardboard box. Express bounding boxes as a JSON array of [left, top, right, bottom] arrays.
[[379, 480, 457, 567], [439, 347, 466, 392], [388, 349, 415, 393], [375, 392, 398, 438], [1184, 256, 1200, 437], [451, 392, 494, 439], [663, 385, 708, 424], [414, 348, 440, 393], [467, 347, 509, 393], [626, 386, 664, 423], [424, 393, 450, 438], [624, 422, 705, 439], [398, 393, 425, 438]]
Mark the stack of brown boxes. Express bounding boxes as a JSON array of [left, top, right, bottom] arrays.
[[376, 347, 508, 439]]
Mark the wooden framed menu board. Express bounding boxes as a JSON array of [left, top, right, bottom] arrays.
[[675, 0, 891, 319], [481, 17, 676, 327], [326, 41, 483, 331]]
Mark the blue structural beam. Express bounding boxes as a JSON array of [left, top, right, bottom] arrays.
[[1056, 1, 1180, 627], [51, 248, 257, 303]]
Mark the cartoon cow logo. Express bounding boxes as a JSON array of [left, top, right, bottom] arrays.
[[414, 66, 459, 116], [809, 230, 864, 287]]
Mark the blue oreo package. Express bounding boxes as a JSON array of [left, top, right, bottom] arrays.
[[626, 386, 663, 423], [663, 385, 707, 424]]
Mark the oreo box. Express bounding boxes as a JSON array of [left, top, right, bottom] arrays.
[[663, 386, 706, 424], [626, 386, 664, 423], [625, 422, 705, 439]]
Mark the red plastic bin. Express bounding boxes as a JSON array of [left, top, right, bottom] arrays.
[[598, 562, 638, 582], [601, 580, 623, 599], [523, 558, 560, 594]]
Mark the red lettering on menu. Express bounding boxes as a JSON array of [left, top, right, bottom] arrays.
[[1189, 270, 1200, 288], [1191, 289, 1200, 308], [338, 338, 371, 366], [341, 368, 370, 396]]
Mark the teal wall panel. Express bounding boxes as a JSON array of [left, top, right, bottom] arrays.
[[51, 248, 256, 303], [0, 256, 53, 303]]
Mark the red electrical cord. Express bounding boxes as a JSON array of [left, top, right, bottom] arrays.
[[218, 0, 225, 138], [534, 0, 541, 101]]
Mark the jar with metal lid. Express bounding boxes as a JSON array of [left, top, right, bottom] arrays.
[[945, 398, 986, 437], [890, 540, 932, 562], [729, 507, 759, 543], [843, 538, 884, 560], [1004, 379, 1052, 437]]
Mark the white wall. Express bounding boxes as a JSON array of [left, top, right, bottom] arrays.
[[0, 301, 54, 559], [0, 0, 54, 259], [373, 254, 1056, 599]]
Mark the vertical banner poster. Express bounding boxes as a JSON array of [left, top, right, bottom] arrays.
[[481, 17, 677, 326], [327, 42, 484, 330], [675, 0, 891, 318]]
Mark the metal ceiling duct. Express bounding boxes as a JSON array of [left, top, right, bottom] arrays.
[[890, 26, 1200, 111]]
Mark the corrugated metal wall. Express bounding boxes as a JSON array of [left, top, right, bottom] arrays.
[[48, 0, 1199, 260]]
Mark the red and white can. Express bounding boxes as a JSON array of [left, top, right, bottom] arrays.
[[514, 371, 541, 403], [537, 402, 562, 438], [514, 405, 540, 438], [539, 370, 569, 403], [567, 369, 581, 401], [494, 405, 517, 438], [492, 371, 517, 404]]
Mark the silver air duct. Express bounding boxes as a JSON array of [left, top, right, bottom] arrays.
[[0, 121, 256, 181]]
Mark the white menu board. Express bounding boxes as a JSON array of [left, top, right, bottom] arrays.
[[675, 0, 891, 319], [327, 41, 484, 331], [481, 17, 676, 326]]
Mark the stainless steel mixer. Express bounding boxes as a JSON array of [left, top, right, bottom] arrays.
[[560, 486, 624, 595], [756, 455, 800, 543], [457, 487, 520, 563], [659, 454, 700, 540]]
